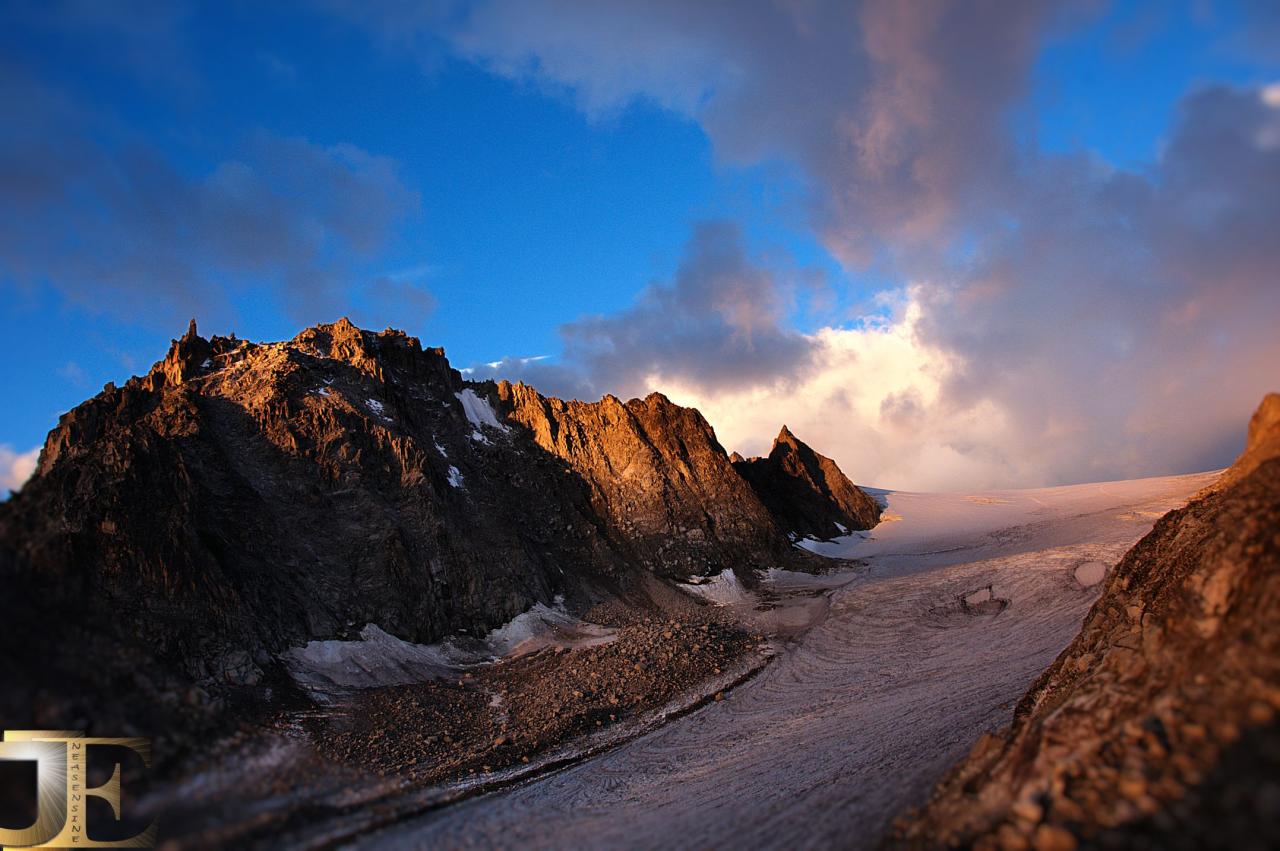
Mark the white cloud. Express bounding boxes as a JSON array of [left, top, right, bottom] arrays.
[[0, 445, 40, 496], [648, 291, 1025, 491]]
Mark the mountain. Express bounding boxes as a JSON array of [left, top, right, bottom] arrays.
[[893, 393, 1280, 849], [497, 383, 790, 576], [733, 425, 881, 539], [0, 318, 874, 751]]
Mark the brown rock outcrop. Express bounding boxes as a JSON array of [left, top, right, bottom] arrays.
[[734, 425, 880, 539], [497, 382, 789, 576], [1212, 390, 1280, 490], [892, 394, 1280, 849]]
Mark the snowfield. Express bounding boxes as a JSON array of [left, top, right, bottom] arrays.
[[455, 388, 508, 432], [358, 470, 1219, 849]]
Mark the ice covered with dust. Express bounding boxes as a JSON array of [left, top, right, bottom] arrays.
[[482, 596, 614, 657], [678, 570, 751, 606], [456, 389, 508, 432], [281, 596, 613, 694], [281, 625, 463, 691]]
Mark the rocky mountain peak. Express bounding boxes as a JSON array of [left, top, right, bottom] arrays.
[[495, 380, 788, 576], [1249, 392, 1280, 440], [149, 317, 213, 390], [734, 426, 880, 539], [1245, 391, 1280, 459]]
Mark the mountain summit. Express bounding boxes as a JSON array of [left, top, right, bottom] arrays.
[[733, 425, 881, 539]]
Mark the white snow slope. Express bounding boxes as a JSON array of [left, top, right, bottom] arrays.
[[455, 388, 508, 432]]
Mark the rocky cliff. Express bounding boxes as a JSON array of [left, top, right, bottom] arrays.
[[733, 425, 881, 539], [893, 394, 1280, 850], [497, 382, 791, 576], [0, 319, 872, 747]]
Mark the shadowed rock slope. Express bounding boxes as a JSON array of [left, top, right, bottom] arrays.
[[733, 425, 881, 539], [893, 394, 1280, 850], [0, 319, 864, 753]]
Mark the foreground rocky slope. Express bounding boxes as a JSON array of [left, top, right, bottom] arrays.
[[0, 318, 873, 755], [894, 394, 1280, 849], [733, 425, 881, 539]]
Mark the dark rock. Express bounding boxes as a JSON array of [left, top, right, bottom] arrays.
[[733, 425, 880, 539]]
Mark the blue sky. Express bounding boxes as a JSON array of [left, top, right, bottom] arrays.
[[2, 1, 1277, 491], [1, 1, 807, 448]]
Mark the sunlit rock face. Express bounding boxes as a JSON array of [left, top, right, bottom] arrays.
[[894, 393, 1280, 850], [733, 425, 881, 540], [497, 381, 791, 577], [0, 318, 860, 754]]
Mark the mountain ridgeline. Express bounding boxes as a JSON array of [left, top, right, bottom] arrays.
[[0, 319, 878, 742]]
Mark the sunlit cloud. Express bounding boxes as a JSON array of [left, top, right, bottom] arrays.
[[0, 445, 40, 497]]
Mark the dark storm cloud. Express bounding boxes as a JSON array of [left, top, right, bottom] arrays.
[[429, 0, 1066, 264]]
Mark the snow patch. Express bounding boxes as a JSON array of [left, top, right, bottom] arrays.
[[456, 389, 508, 432], [482, 596, 614, 657], [447, 466, 464, 488], [434, 440, 448, 458], [679, 570, 750, 606], [281, 597, 614, 694], [281, 625, 462, 691], [793, 531, 866, 558]]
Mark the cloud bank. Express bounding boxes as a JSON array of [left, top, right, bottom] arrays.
[[375, 0, 1279, 490]]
